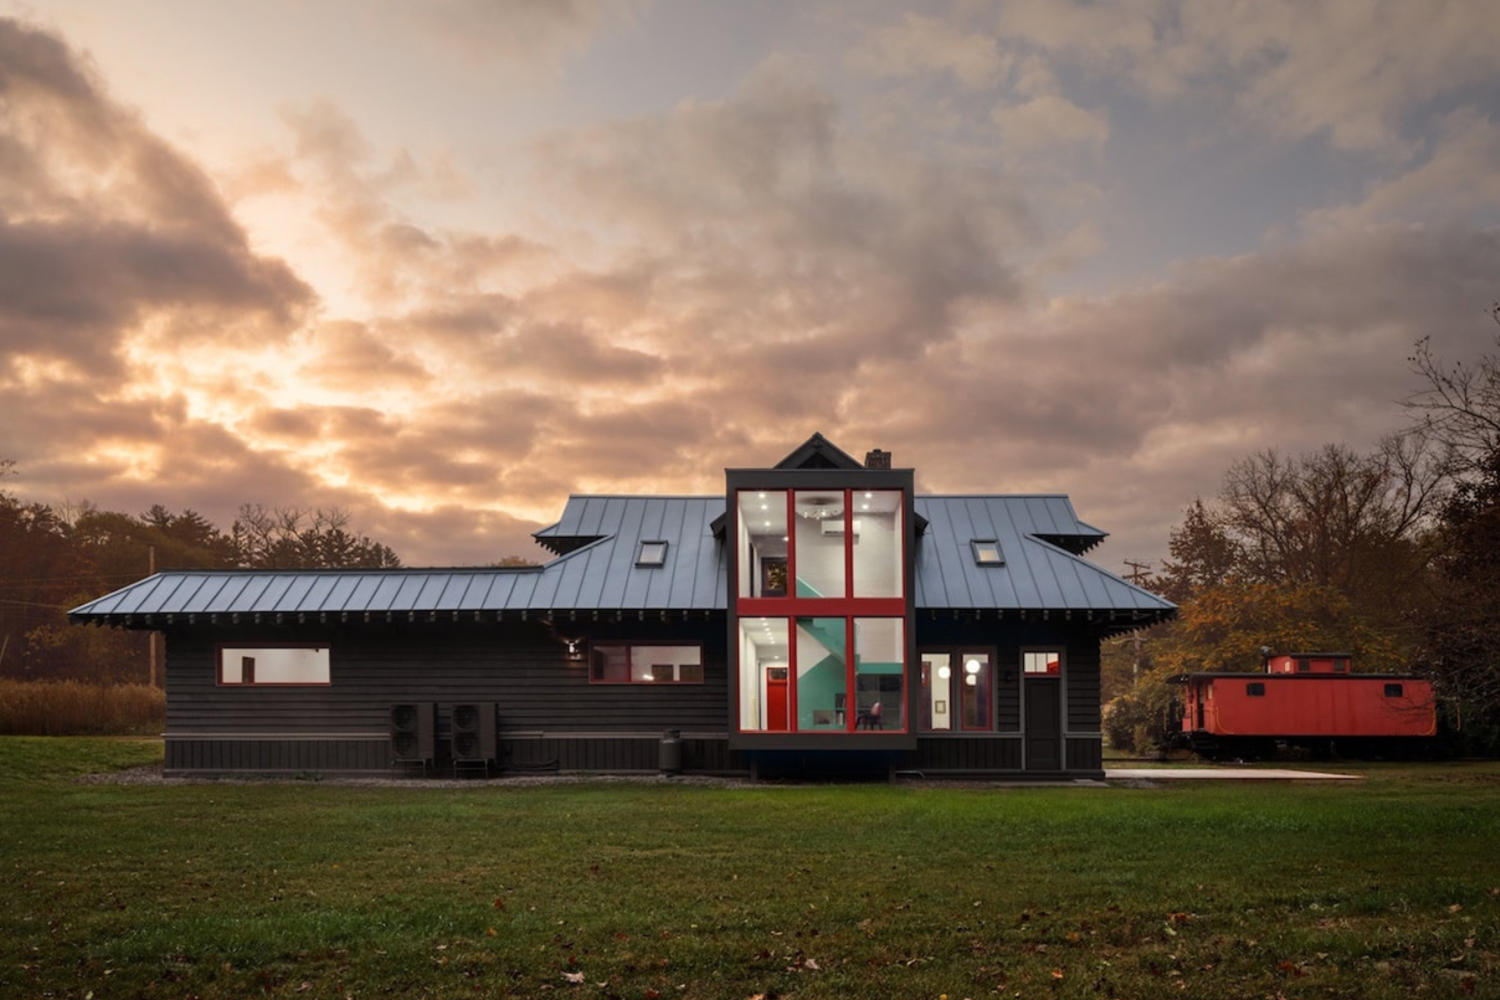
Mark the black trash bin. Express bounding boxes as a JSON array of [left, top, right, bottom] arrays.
[[659, 730, 682, 775]]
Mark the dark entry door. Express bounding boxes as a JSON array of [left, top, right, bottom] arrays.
[[1024, 678, 1062, 771]]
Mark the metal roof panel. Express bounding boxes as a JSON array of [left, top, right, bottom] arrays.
[[70, 495, 1170, 623]]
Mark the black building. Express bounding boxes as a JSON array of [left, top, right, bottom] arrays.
[[69, 435, 1174, 779]]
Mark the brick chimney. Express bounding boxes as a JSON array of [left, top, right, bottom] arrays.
[[864, 448, 891, 470]]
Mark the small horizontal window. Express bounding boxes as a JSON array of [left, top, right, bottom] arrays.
[[971, 539, 1003, 565], [590, 643, 703, 684], [220, 646, 330, 685], [1384, 683, 1404, 698], [1023, 650, 1061, 675], [1246, 682, 1266, 696], [637, 540, 669, 566]]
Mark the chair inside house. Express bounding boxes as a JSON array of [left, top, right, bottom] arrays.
[[855, 701, 883, 729]]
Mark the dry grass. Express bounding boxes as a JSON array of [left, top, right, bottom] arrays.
[[0, 679, 164, 735]]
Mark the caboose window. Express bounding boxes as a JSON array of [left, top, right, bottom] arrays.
[[1384, 683, 1404, 697], [1296, 659, 1311, 672], [1246, 682, 1265, 696]]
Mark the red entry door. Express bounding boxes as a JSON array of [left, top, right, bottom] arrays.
[[766, 667, 789, 731]]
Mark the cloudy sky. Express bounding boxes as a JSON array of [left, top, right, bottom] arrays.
[[2, 1, 1497, 570]]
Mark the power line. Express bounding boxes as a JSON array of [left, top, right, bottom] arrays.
[[0, 598, 75, 610]]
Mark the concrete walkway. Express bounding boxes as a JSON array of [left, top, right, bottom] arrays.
[[1106, 767, 1362, 781]]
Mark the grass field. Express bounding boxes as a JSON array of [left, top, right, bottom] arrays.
[[1, 739, 1497, 999]]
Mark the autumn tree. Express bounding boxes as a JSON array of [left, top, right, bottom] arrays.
[[1108, 433, 1446, 753]]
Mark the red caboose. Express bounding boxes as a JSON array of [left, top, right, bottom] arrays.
[[1171, 652, 1436, 760]]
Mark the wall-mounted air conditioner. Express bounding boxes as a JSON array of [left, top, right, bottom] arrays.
[[820, 518, 861, 536]]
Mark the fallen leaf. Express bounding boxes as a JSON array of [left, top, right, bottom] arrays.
[[494, 898, 505, 910], [561, 971, 585, 984], [1051, 969, 1065, 979], [1449, 903, 1463, 913], [804, 958, 820, 970], [486, 928, 497, 937]]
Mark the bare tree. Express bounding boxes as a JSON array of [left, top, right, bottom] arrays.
[[231, 505, 400, 569], [1216, 436, 1445, 616], [1406, 303, 1500, 474]]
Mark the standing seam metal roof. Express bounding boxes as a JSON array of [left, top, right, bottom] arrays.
[[69, 494, 1172, 622]]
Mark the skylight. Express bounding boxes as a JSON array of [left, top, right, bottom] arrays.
[[637, 540, 668, 567], [971, 539, 1003, 565]]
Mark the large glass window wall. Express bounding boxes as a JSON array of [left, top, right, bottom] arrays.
[[738, 489, 903, 603], [735, 487, 908, 735]]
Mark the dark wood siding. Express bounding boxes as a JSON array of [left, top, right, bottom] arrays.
[[1066, 737, 1102, 772], [1067, 639, 1102, 732], [910, 735, 1023, 772], [502, 735, 738, 774], [167, 737, 390, 773], [157, 611, 1109, 777], [162, 617, 731, 774]]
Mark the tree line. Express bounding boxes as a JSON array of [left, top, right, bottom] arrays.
[[1106, 308, 1500, 755], [0, 483, 400, 685]]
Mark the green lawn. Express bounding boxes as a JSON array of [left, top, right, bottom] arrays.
[[1, 739, 1497, 999]]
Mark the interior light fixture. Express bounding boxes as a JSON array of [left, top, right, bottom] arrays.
[[965, 659, 981, 674], [938, 665, 951, 680], [796, 496, 844, 519]]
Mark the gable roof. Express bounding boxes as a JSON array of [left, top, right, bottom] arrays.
[[70, 493, 1171, 630], [773, 432, 867, 470]]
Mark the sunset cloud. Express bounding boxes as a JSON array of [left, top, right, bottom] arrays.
[[1, 5, 1497, 571]]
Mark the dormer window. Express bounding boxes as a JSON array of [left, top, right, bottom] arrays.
[[972, 539, 1003, 565], [636, 540, 668, 567]]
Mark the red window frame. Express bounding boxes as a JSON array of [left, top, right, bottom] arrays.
[[918, 649, 998, 732], [735, 488, 908, 734]]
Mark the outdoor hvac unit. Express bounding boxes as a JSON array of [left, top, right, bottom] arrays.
[[450, 702, 497, 762], [390, 702, 436, 763]]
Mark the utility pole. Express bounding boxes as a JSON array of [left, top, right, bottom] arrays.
[[148, 546, 158, 689], [1123, 560, 1152, 681]]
